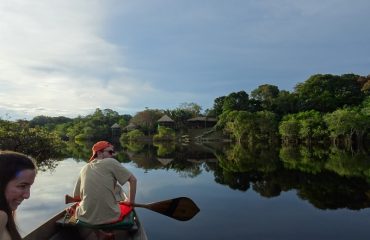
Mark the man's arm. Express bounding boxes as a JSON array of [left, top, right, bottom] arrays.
[[127, 174, 137, 204], [73, 176, 81, 199]]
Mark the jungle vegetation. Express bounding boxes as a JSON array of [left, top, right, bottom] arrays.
[[1, 73, 369, 156]]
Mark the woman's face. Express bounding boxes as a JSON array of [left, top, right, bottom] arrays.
[[5, 169, 36, 210]]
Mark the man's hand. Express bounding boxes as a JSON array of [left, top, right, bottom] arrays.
[[119, 199, 134, 206], [66, 206, 76, 216]]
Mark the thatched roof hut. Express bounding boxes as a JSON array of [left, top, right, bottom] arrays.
[[111, 123, 120, 129], [123, 123, 137, 132], [157, 114, 175, 127]]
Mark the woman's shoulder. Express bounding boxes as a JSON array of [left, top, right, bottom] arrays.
[[0, 210, 7, 219], [0, 211, 11, 240], [0, 210, 8, 227]]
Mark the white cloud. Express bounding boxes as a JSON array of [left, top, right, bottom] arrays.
[[1, 0, 369, 119], [0, 0, 155, 119]]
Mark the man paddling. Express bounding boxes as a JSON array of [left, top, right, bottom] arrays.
[[70, 141, 137, 225]]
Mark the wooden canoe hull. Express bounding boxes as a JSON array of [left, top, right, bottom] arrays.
[[23, 209, 147, 240]]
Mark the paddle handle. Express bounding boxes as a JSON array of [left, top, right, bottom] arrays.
[[65, 194, 200, 221], [65, 194, 80, 204], [65, 194, 139, 207]]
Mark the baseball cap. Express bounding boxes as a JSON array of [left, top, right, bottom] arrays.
[[89, 141, 112, 161]]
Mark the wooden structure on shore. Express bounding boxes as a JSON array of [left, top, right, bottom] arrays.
[[187, 117, 217, 128]]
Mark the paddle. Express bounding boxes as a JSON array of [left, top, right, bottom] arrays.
[[65, 194, 200, 221]]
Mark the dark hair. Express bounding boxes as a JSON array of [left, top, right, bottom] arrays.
[[0, 151, 36, 240]]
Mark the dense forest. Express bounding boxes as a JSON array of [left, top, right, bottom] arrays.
[[1, 73, 369, 158]]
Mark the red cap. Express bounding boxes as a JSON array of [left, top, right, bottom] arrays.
[[89, 141, 112, 161]]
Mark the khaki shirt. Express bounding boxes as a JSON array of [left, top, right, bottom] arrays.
[[73, 158, 132, 224]]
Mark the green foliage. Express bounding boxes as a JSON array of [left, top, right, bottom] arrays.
[[178, 102, 202, 117], [216, 143, 280, 173], [153, 142, 176, 157], [75, 133, 88, 141], [279, 118, 300, 142], [3, 72, 370, 148], [153, 126, 175, 141], [62, 140, 92, 161], [120, 129, 145, 142], [29, 108, 129, 142], [224, 111, 254, 143], [251, 84, 279, 110], [272, 90, 299, 118], [29, 115, 73, 130], [222, 91, 251, 112], [357, 75, 370, 95], [209, 96, 226, 117], [0, 120, 66, 166], [67, 108, 127, 141], [164, 107, 194, 130], [130, 109, 163, 134], [122, 141, 146, 153], [326, 147, 370, 178], [251, 84, 279, 101], [360, 96, 370, 116], [279, 110, 328, 143], [324, 108, 368, 139], [254, 111, 278, 141], [218, 110, 278, 143], [215, 110, 231, 130], [295, 74, 364, 112], [280, 145, 328, 174]]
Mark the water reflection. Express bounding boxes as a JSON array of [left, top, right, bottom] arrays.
[[28, 140, 370, 211]]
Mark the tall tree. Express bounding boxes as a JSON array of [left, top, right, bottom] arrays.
[[357, 75, 370, 95], [324, 108, 369, 144], [165, 108, 193, 130], [178, 102, 202, 117], [251, 84, 279, 111], [273, 90, 299, 118], [295, 74, 364, 112], [218, 110, 277, 144], [279, 110, 328, 143], [209, 96, 226, 117], [222, 91, 250, 112], [130, 109, 163, 135]]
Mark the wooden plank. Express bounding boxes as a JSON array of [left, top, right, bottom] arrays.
[[23, 210, 65, 240]]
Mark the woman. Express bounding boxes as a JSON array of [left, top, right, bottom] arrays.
[[0, 151, 37, 240]]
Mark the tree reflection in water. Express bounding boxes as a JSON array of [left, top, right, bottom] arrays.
[[120, 141, 370, 210], [12, 139, 370, 211]]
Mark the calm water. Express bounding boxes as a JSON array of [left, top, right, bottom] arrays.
[[17, 142, 370, 240]]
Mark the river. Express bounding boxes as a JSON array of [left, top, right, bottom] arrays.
[[17, 142, 370, 239]]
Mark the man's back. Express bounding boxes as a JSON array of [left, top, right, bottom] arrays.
[[74, 158, 131, 224]]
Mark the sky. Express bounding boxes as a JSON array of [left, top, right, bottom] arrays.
[[1, 0, 369, 120]]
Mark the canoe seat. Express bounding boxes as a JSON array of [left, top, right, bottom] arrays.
[[58, 211, 137, 231], [76, 211, 135, 230]]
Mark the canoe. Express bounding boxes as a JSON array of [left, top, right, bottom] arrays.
[[23, 193, 199, 240], [23, 209, 148, 240]]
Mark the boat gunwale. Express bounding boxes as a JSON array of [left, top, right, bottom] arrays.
[[23, 209, 147, 240]]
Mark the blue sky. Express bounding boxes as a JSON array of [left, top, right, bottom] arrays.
[[0, 0, 369, 120]]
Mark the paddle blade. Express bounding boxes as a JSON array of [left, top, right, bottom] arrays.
[[135, 197, 200, 221]]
